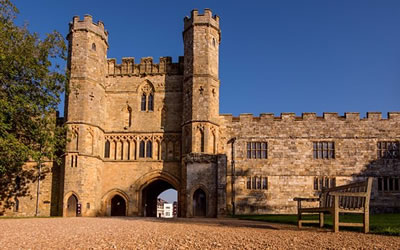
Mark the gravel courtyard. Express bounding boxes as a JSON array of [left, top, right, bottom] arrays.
[[0, 217, 399, 249]]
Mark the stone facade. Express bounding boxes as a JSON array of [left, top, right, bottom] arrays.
[[1, 9, 399, 217]]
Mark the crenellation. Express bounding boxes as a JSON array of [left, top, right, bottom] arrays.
[[121, 57, 134, 74], [388, 112, 400, 120], [302, 112, 317, 120], [183, 9, 220, 35], [366, 112, 382, 120], [106, 56, 183, 76], [220, 114, 233, 123], [83, 14, 92, 23], [323, 112, 339, 120], [280, 112, 296, 121], [107, 58, 116, 75], [238, 113, 254, 123], [5, 9, 398, 218], [69, 15, 108, 44], [345, 112, 360, 121], [224, 112, 399, 125], [260, 113, 274, 121]]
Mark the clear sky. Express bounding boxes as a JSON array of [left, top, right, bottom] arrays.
[[14, 0, 400, 118], [12, 0, 400, 202]]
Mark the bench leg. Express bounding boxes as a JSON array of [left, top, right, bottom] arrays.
[[297, 211, 302, 228], [363, 211, 369, 233], [332, 210, 339, 233], [319, 212, 324, 228]]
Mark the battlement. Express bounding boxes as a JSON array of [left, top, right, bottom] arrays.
[[107, 56, 184, 76], [184, 9, 220, 31], [220, 112, 400, 123], [68, 15, 108, 45]]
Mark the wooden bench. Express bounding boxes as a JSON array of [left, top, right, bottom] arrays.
[[294, 177, 373, 233]]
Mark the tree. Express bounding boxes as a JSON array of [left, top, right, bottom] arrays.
[[0, 0, 67, 215]]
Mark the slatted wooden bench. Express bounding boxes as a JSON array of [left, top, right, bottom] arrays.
[[294, 177, 373, 233]]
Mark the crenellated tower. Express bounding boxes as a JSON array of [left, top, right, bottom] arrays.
[[182, 9, 221, 155], [64, 15, 108, 216]]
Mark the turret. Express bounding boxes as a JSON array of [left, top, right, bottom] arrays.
[[65, 14, 107, 153], [63, 15, 107, 216], [182, 9, 221, 154]]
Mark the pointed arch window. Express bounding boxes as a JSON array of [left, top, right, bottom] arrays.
[[200, 129, 205, 153], [104, 140, 110, 158], [139, 141, 145, 158], [146, 141, 153, 158], [141, 94, 147, 111], [148, 93, 154, 111]]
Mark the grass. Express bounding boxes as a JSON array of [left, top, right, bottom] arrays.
[[235, 213, 400, 236]]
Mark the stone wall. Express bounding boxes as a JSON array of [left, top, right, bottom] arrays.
[[183, 154, 227, 217], [0, 162, 57, 217], [220, 112, 400, 214]]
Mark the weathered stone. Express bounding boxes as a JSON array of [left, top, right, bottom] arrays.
[[1, 9, 399, 217]]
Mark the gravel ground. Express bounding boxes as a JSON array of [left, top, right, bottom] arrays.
[[0, 217, 399, 249]]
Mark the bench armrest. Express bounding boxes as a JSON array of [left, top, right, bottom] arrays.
[[293, 197, 320, 202], [329, 192, 368, 197]]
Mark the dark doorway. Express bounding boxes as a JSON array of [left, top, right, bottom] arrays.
[[193, 189, 206, 217], [67, 194, 78, 217], [142, 179, 176, 217], [111, 195, 126, 216]]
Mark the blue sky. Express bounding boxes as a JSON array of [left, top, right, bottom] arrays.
[[13, 0, 400, 202]]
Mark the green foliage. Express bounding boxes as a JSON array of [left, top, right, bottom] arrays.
[[235, 213, 400, 236], [0, 0, 67, 209]]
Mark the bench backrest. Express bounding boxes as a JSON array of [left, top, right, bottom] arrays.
[[320, 177, 373, 210]]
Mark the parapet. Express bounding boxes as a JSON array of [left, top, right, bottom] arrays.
[[68, 15, 108, 45], [107, 56, 184, 76], [221, 112, 400, 123], [184, 9, 220, 31]]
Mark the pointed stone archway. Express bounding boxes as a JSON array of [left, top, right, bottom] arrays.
[[101, 189, 130, 216], [66, 194, 78, 217], [141, 179, 177, 217], [111, 195, 126, 216], [193, 188, 207, 217], [136, 171, 180, 217]]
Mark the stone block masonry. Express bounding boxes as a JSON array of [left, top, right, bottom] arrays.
[[1, 9, 399, 217]]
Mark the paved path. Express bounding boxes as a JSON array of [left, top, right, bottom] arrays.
[[0, 217, 399, 249]]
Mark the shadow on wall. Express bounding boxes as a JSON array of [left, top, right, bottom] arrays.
[[233, 156, 400, 214], [0, 164, 48, 215], [359, 156, 400, 213]]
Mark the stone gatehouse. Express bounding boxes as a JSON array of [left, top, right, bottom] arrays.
[[1, 9, 399, 217]]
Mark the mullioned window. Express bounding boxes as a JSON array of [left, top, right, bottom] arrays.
[[313, 142, 335, 159], [246, 142, 267, 159]]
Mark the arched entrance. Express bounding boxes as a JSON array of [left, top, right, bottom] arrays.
[[67, 194, 78, 217], [193, 189, 206, 217], [142, 179, 177, 217], [111, 195, 126, 216]]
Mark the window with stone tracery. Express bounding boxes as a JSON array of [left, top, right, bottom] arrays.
[[148, 93, 154, 111], [141, 94, 146, 111], [140, 81, 154, 112]]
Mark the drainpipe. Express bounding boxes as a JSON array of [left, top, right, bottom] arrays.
[[227, 137, 236, 215], [35, 161, 42, 216]]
